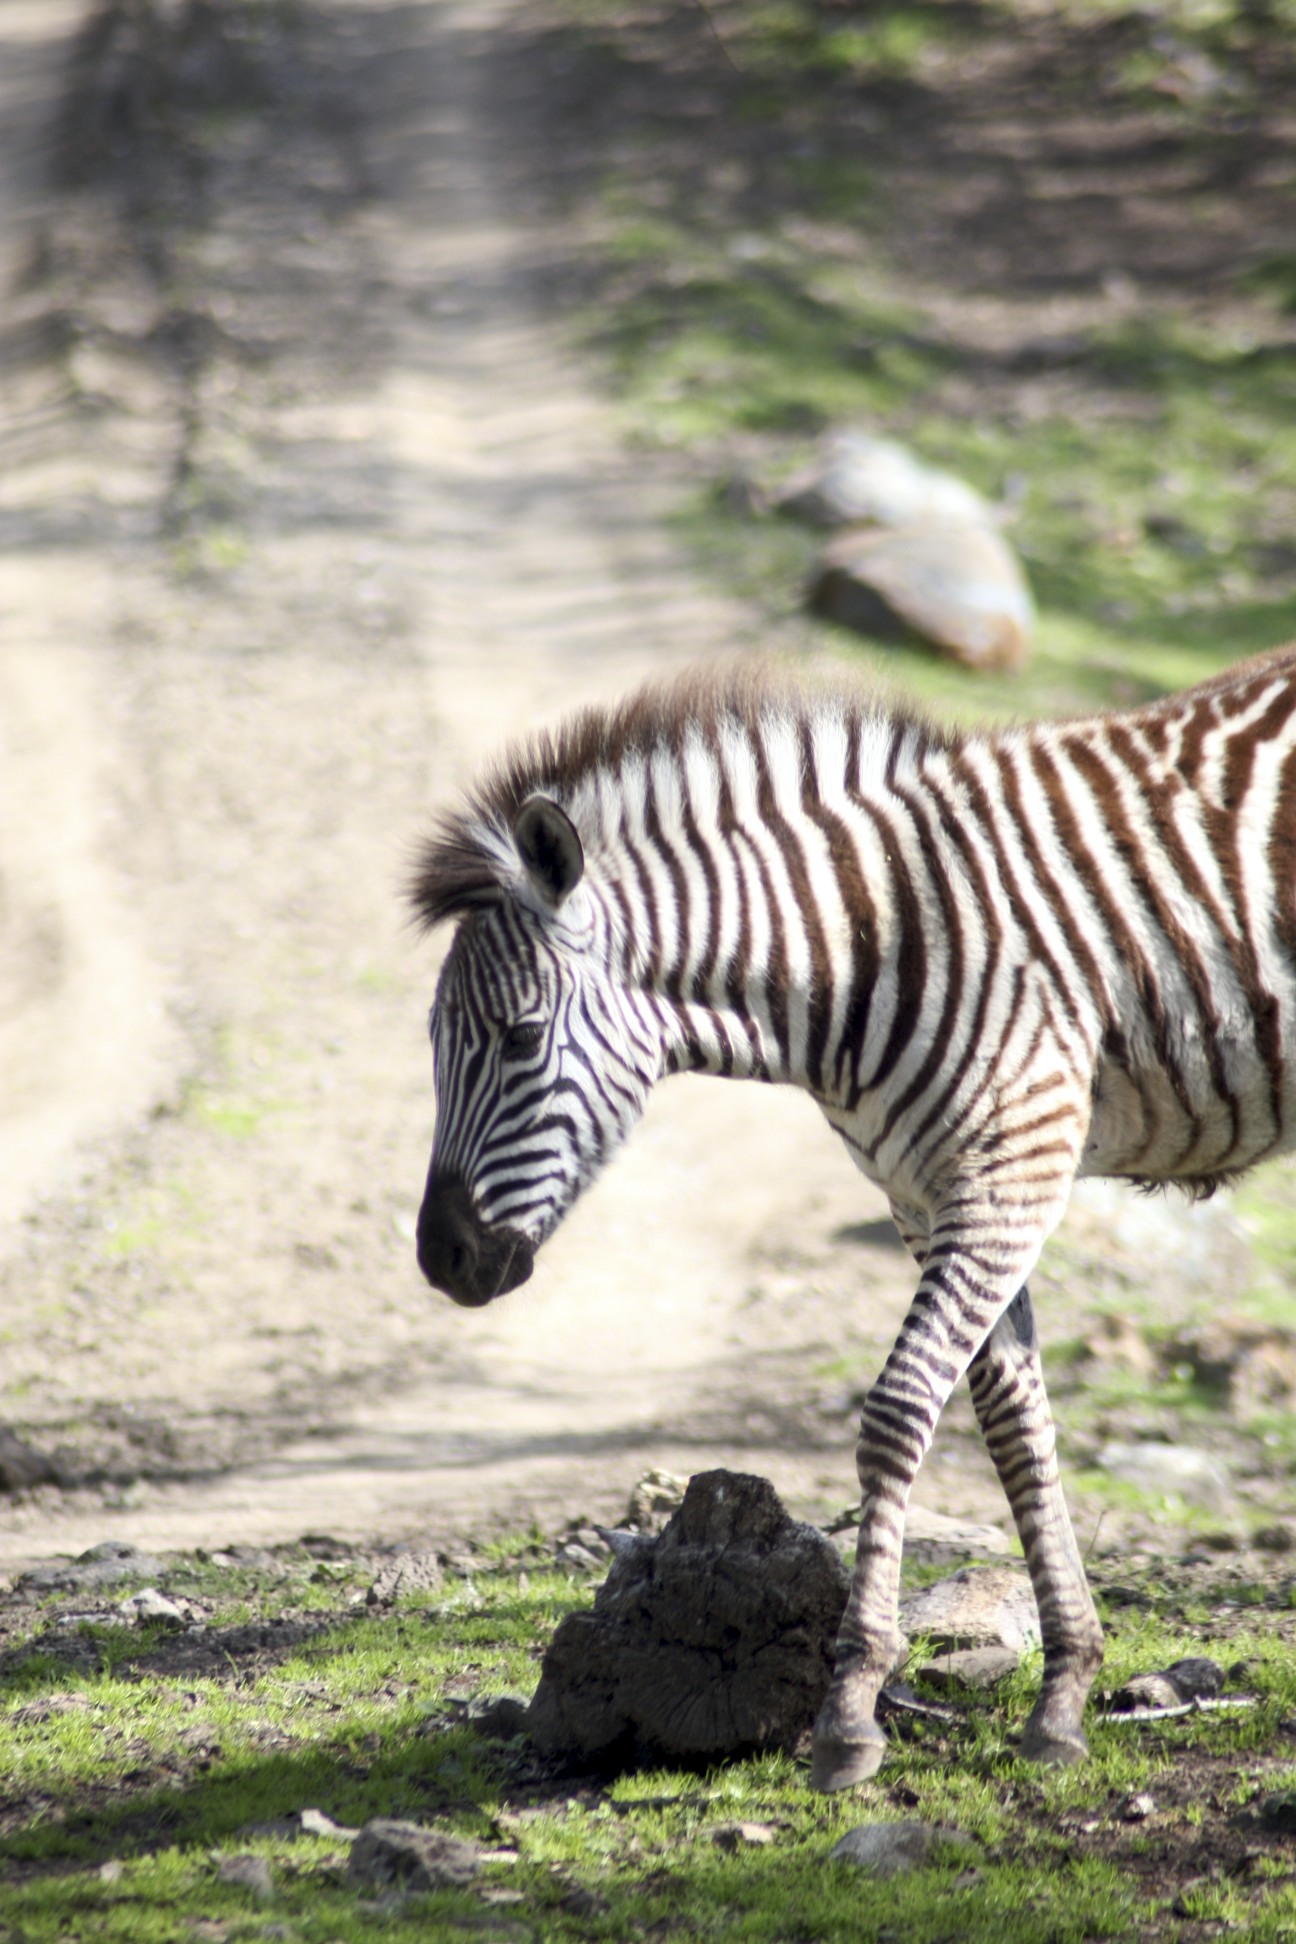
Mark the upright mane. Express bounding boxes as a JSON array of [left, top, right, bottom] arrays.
[[407, 662, 935, 931]]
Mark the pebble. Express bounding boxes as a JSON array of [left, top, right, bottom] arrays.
[[916, 1645, 1021, 1692], [1099, 1441, 1229, 1506], [18, 1540, 164, 1596], [118, 1587, 186, 1623], [214, 1854, 275, 1900], [347, 1819, 479, 1891], [808, 519, 1033, 671], [900, 1564, 1040, 1654], [830, 1820, 974, 1878], [774, 431, 993, 531]]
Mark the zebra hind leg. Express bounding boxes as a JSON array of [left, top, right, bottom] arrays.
[[968, 1285, 1104, 1765]]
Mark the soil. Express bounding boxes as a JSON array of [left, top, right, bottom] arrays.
[[0, 0, 1284, 1582]]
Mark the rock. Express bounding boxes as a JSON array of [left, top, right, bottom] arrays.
[[1171, 1319, 1296, 1418], [830, 1820, 974, 1878], [347, 1820, 479, 1892], [711, 1821, 777, 1849], [1118, 1792, 1156, 1822], [1254, 1522, 1296, 1554], [915, 1645, 1021, 1692], [899, 1564, 1040, 1655], [625, 1468, 687, 1531], [18, 1540, 164, 1596], [1258, 1792, 1296, 1835], [215, 1854, 275, 1899], [1109, 1657, 1223, 1712], [118, 1587, 186, 1624], [366, 1552, 443, 1606], [1098, 1441, 1229, 1506], [775, 432, 993, 532], [807, 520, 1033, 671], [1076, 1313, 1156, 1378], [526, 1470, 850, 1769], [900, 1505, 1014, 1566], [462, 1693, 530, 1739], [0, 1428, 59, 1492]]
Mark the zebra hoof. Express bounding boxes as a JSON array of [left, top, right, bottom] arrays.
[[1018, 1722, 1089, 1767], [809, 1729, 888, 1792]]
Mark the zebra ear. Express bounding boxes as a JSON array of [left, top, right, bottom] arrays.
[[514, 795, 584, 909]]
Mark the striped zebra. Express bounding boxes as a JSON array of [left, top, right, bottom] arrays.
[[410, 643, 1296, 1790]]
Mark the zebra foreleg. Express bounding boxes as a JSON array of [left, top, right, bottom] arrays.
[[967, 1285, 1104, 1766], [810, 1228, 1062, 1791]]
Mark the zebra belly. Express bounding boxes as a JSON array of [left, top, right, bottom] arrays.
[[1081, 1022, 1291, 1186]]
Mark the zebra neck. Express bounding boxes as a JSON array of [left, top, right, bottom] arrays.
[[655, 996, 791, 1086]]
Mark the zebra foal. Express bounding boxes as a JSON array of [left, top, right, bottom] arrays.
[[410, 644, 1296, 1790]]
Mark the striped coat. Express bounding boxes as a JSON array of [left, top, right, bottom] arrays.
[[411, 643, 1296, 1786]]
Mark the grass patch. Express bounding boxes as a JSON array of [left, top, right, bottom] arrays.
[[6, 1544, 1296, 1938], [552, 0, 1296, 722]]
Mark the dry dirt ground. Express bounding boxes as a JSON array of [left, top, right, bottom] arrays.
[[0, 0, 1261, 1582], [0, 0, 981, 1578]]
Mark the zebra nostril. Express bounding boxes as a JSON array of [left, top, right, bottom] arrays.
[[449, 1243, 468, 1278]]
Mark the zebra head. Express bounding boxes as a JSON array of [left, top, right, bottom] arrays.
[[416, 793, 661, 1307]]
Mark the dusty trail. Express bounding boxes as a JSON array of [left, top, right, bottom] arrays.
[[0, 0, 1008, 1575]]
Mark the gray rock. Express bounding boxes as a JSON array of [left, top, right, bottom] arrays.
[[215, 1854, 275, 1899], [347, 1820, 479, 1891], [18, 1540, 164, 1596], [1098, 1441, 1229, 1506], [1110, 1657, 1224, 1712], [625, 1467, 687, 1531], [776, 432, 992, 532], [830, 1820, 974, 1878], [901, 1504, 1013, 1566], [916, 1645, 1021, 1691], [365, 1552, 443, 1607], [0, 1429, 58, 1493], [900, 1564, 1040, 1655], [463, 1693, 530, 1739], [527, 1470, 850, 1768], [807, 519, 1033, 671], [118, 1587, 187, 1624]]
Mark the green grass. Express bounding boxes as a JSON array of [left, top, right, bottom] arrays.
[[6, 1546, 1296, 1940], [559, 0, 1296, 727]]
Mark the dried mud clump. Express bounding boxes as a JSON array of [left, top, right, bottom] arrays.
[[527, 1469, 850, 1770]]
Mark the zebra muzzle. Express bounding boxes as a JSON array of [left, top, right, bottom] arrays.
[[416, 1170, 534, 1307]]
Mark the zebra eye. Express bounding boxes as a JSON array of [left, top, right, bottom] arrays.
[[502, 1020, 545, 1058]]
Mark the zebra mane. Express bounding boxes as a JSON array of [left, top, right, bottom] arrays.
[[408, 662, 940, 932]]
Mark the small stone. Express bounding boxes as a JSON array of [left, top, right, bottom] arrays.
[[464, 1694, 530, 1739], [119, 1587, 186, 1623], [711, 1821, 778, 1849], [1258, 1792, 1296, 1835], [774, 432, 993, 532], [365, 1552, 444, 1606], [298, 1807, 360, 1840], [1254, 1522, 1296, 1554], [1118, 1792, 1156, 1822], [214, 1854, 274, 1899], [1164, 1657, 1224, 1702], [347, 1820, 479, 1891], [18, 1540, 164, 1595], [900, 1565, 1039, 1654], [830, 1820, 974, 1878], [0, 1428, 58, 1492], [1098, 1441, 1229, 1507], [625, 1468, 687, 1530], [900, 1505, 1013, 1566], [807, 520, 1033, 672], [916, 1645, 1021, 1692]]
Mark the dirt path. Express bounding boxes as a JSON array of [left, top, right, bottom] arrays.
[[4, 0, 1011, 1575]]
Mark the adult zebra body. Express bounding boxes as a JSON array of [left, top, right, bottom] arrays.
[[411, 643, 1296, 1789]]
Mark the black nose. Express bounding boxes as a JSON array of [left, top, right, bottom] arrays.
[[416, 1169, 534, 1306]]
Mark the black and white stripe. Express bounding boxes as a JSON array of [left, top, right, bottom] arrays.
[[411, 644, 1296, 1785]]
